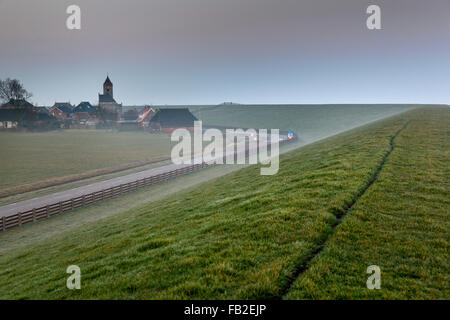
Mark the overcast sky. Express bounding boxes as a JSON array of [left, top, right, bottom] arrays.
[[0, 0, 449, 105]]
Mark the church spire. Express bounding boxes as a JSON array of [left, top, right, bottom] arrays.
[[103, 75, 113, 97]]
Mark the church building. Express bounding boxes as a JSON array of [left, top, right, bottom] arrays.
[[98, 76, 122, 118]]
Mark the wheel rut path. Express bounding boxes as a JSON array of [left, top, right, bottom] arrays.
[[278, 121, 411, 299]]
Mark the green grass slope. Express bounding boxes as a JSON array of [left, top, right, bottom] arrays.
[[194, 104, 415, 142], [0, 107, 447, 299], [285, 107, 449, 299]]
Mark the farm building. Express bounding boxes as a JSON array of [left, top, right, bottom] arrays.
[[117, 106, 155, 131], [0, 99, 57, 130], [0, 109, 22, 128], [149, 108, 197, 133], [137, 106, 154, 128]]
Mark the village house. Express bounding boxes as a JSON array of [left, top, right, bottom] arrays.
[[71, 113, 98, 129], [71, 101, 98, 128], [148, 108, 197, 133], [73, 101, 95, 115], [35, 106, 50, 116], [138, 106, 155, 129], [49, 102, 73, 120], [0, 99, 57, 130], [117, 106, 155, 131]]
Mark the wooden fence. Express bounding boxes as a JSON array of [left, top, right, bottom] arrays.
[[0, 163, 211, 232], [0, 133, 297, 233]]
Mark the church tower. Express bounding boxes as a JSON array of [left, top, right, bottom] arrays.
[[103, 76, 113, 97], [99, 75, 122, 120]]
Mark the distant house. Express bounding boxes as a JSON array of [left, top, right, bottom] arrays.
[[0, 112, 22, 129], [137, 106, 154, 128], [50, 102, 73, 120], [1, 99, 35, 109], [0, 99, 34, 129], [0, 99, 57, 130], [35, 106, 50, 115], [149, 108, 198, 133], [73, 101, 95, 115], [70, 102, 97, 128], [116, 106, 155, 131], [72, 113, 97, 128]]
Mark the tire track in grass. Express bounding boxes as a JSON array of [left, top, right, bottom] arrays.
[[277, 121, 411, 299]]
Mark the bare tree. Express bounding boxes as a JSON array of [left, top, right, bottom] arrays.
[[0, 78, 33, 103]]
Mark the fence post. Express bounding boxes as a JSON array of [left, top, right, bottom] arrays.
[[46, 205, 50, 217], [2, 216, 6, 231], [59, 201, 62, 213], [33, 208, 36, 221], [18, 212, 22, 226], [71, 199, 74, 210], [82, 195, 85, 206]]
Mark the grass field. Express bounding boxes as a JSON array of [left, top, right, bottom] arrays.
[[1, 107, 447, 299], [285, 107, 449, 299], [0, 130, 171, 193]]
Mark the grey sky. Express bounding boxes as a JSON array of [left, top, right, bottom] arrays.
[[0, 0, 449, 105]]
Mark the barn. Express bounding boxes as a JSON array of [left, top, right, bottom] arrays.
[[137, 106, 154, 128], [149, 108, 198, 133], [116, 106, 155, 131], [0, 99, 57, 130]]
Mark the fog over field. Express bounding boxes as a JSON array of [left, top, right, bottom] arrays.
[[189, 104, 417, 144]]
